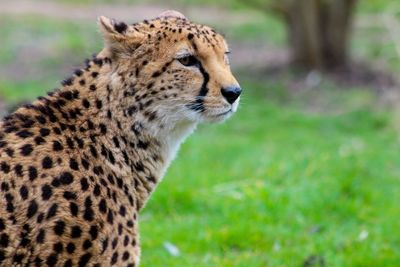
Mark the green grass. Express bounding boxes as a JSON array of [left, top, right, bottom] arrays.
[[138, 86, 400, 266]]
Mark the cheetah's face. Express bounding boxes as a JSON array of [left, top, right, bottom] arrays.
[[99, 12, 241, 124]]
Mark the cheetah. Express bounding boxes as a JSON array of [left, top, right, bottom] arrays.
[[0, 10, 241, 266]]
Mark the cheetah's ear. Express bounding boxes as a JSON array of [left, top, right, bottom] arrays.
[[98, 16, 144, 55]]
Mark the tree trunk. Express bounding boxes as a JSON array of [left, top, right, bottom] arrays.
[[282, 0, 357, 70]]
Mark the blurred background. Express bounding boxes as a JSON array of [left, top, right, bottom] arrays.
[[1, 0, 400, 266]]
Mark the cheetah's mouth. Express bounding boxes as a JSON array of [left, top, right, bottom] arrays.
[[201, 107, 234, 123], [215, 109, 232, 117]]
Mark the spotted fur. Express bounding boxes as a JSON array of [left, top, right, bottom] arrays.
[[0, 11, 240, 266]]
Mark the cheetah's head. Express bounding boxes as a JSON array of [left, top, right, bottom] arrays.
[[98, 11, 240, 125]]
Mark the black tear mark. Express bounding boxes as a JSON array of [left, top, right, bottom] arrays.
[[187, 62, 209, 113]]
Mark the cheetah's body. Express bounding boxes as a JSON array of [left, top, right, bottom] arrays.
[[0, 11, 240, 266]]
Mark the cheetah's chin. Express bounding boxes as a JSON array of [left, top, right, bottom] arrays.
[[203, 98, 240, 123]]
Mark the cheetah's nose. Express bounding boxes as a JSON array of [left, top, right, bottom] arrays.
[[221, 86, 241, 104]]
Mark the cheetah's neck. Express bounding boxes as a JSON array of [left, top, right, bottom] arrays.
[[20, 53, 196, 210]]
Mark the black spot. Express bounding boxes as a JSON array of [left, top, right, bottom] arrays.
[[188, 33, 194, 40], [53, 127, 62, 135], [63, 191, 77, 200], [82, 99, 90, 108], [47, 204, 58, 219], [13, 253, 24, 263], [93, 58, 103, 66], [91, 72, 99, 78], [119, 205, 126, 217], [101, 238, 109, 254], [122, 251, 130, 261], [14, 164, 23, 177], [16, 130, 33, 138], [61, 77, 74, 86], [39, 128, 50, 137], [51, 177, 61, 187], [54, 220, 66, 236], [34, 136, 46, 145], [60, 172, 74, 185], [111, 252, 118, 265], [123, 235, 130, 247], [83, 196, 94, 221], [152, 71, 162, 78], [112, 137, 120, 148], [99, 123, 107, 134], [5, 193, 14, 213], [81, 158, 90, 170], [0, 250, 4, 263], [107, 210, 114, 224], [93, 184, 101, 196], [46, 253, 58, 266], [0, 219, 5, 231], [64, 259, 73, 267], [0, 162, 10, 173], [66, 243, 76, 254], [80, 178, 89, 191], [98, 199, 107, 214], [114, 22, 127, 33], [89, 84, 96, 91], [107, 174, 115, 185], [127, 220, 134, 228], [36, 229, 45, 243], [41, 184, 53, 200], [137, 140, 149, 150], [60, 91, 74, 100], [1, 182, 9, 192], [53, 242, 63, 253], [69, 158, 79, 170], [89, 225, 98, 240], [19, 237, 30, 247], [147, 175, 156, 183], [74, 136, 84, 148], [66, 137, 74, 149], [0, 233, 9, 247], [5, 148, 14, 157], [96, 100, 102, 109], [53, 140, 64, 151], [19, 185, 29, 200], [70, 202, 79, 216], [35, 115, 47, 124], [27, 200, 38, 218], [28, 166, 38, 181], [42, 156, 53, 169], [37, 213, 44, 223], [74, 69, 83, 76], [71, 226, 82, 238], [78, 253, 92, 267], [89, 145, 98, 158], [20, 144, 33, 156], [82, 239, 92, 250]]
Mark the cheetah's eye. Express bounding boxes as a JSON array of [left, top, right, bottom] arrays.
[[178, 55, 199, 67]]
